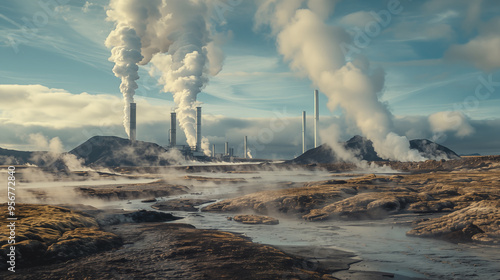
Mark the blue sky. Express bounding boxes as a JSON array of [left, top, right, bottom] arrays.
[[1, 0, 500, 159]]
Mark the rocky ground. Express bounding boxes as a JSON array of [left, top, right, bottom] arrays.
[[0, 204, 393, 280], [0, 204, 121, 269]]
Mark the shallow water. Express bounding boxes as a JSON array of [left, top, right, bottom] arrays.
[[18, 178, 157, 189]]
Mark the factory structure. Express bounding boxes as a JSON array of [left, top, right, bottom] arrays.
[[127, 89, 320, 160]]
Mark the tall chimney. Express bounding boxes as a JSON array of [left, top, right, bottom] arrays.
[[225, 142, 229, 156], [212, 144, 215, 157], [243, 136, 247, 159], [170, 112, 176, 147], [130, 103, 136, 142], [314, 90, 319, 148], [302, 111, 306, 153], [196, 107, 202, 151]]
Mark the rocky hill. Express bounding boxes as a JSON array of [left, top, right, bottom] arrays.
[[0, 147, 36, 165], [69, 136, 179, 167], [290, 135, 460, 164]]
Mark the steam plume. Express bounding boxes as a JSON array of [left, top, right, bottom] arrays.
[[105, 24, 143, 137], [106, 0, 223, 155], [255, 0, 425, 161]]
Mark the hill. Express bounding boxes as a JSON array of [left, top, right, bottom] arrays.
[[69, 136, 179, 167], [290, 136, 460, 164]]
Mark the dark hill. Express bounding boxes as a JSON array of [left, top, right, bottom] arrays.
[[0, 147, 59, 167], [290, 135, 460, 164], [0, 147, 35, 165], [409, 139, 460, 160], [69, 136, 178, 167]]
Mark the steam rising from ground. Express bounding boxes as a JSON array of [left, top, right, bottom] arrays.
[[27, 133, 90, 172], [106, 0, 223, 155], [255, 0, 425, 162]]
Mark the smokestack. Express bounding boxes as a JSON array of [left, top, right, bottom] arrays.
[[243, 136, 247, 159], [212, 144, 215, 157], [302, 111, 306, 153], [196, 107, 202, 151], [130, 103, 136, 142], [170, 112, 176, 147], [314, 90, 319, 148]]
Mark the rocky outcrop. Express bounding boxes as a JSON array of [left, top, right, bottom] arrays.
[[44, 227, 122, 261], [0, 204, 122, 269], [407, 200, 500, 244], [304, 192, 417, 221], [76, 179, 189, 200], [233, 215, 279, 225], [203, 184, 347, 215], [95, 209, 183, 226], [152, 199, 216, 212]]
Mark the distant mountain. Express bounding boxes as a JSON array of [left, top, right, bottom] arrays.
[[0, 147, 62, 168], [69, 136, 178, 167], [0, 147, 35, 165], [409, 139, 460, 160], [290, 136, 460, 164]]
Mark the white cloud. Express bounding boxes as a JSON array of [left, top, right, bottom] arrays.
[[82, 1, 95, 13], [428, 111, 475, 138], [0, 84, 172, 129], [339, 11, 373, 28], [390, 21, 455, 41], [445, 17, 500, 72]]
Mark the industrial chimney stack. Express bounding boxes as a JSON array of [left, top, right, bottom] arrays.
[[130, 103, 136, 142], [170, 112, 176, 147], [196, 107, 202, 151], [302, 111, 306, 153], [314, 90, 319, 148], [243, 136, 248, 159]]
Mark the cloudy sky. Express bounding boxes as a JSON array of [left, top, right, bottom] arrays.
[[1, 0, 499, 159]]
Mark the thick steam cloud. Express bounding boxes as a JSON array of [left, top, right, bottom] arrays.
[[105, 25, 143, 137], [106, 0, 223, 155], [255, 0, 425, 162]]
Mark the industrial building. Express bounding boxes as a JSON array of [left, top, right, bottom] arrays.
[[127, 89, 320, 161]]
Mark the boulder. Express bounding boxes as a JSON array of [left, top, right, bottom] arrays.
[[152, 199, 216, 212], [233, 215, 279, 225], [407, 200, 500, 243]]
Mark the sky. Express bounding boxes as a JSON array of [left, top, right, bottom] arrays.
[[0, 0, 499, 160]]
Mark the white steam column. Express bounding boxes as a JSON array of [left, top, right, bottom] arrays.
[[130, 103, 136, 142], [314, 90, 319, 148], [170, 112, 176, 147], [302, 111, 306, 153], [243, 136, 247, 159], [196, 107, 202, 151]]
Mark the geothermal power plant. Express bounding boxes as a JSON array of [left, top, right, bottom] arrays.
[[128, 90, 320, 159]]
